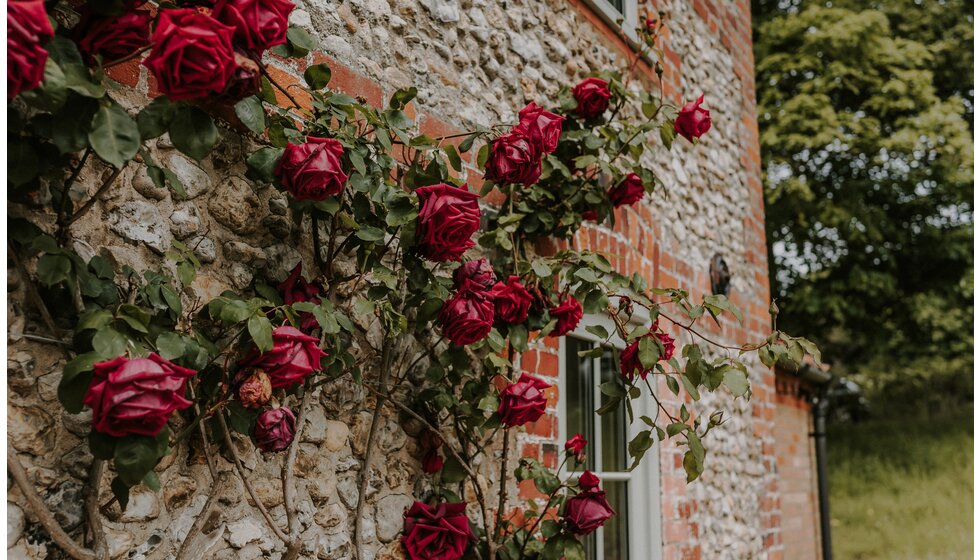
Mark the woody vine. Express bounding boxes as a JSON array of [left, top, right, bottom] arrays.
[[7, 1, 819, 559]]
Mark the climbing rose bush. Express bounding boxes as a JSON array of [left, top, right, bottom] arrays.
[[5, 6, 822, 560]]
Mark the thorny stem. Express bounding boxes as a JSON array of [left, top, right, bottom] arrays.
[[84, 460, 109, 560], [217, 413, 290, 543], [258, 64, 305, 112], [493, 428, 512, 550], [102, 44, 152, 69], [176, 386, 221, 560], [66, 163, 128, 227], [518, 455, 571, 557], [58, 148, 92, 227], [7, 447, 98, 560], [282, 387, 312, 560]]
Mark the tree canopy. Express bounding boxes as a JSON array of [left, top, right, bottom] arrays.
[[752, 0, 974, 409]]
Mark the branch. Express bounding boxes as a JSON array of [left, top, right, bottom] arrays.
[[8, 241, 61, 338], [282, 387, 312, 560], [216, 413, 290, 543], [493, 428, 512, 548], [66, 163, 128, 227], [7, 447, 97, 560], [84, 460, 108, 560]]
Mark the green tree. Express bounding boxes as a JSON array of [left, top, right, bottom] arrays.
[[752, 0, 974, 407]]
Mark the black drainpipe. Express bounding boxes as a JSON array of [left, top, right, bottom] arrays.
[[800, 364, 833, 560], [812, 387, 833, 560]]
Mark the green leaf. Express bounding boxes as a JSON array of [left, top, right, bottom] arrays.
[[169, 106, 218, 161], [247, 314, 274, 353], [234, 96, 266, 135], [584, 324, 609, 339], [88, 103, 140, 168], [114, 436, 163, 486], [137, 97, 175, 140], [637, 336, 661, 369], [46, 37, 105, 98], [36, 254, 72, 286], [627, 429, 654, 470], [441, 454, 467, 483], [88, 431, 116, 460], [355, 226, 386, 242], [286, 26, 315, 55], [246, 147, 283, 183], [92, 327, 129, 359], [442, 145, 462, 172], [722, 368, 750, 397], [155, 332, 186, 360], [111, 477, 130, 511], [142, 471, 161, 492], [303, 63, 332, 89], [59, 352, 102, 413]]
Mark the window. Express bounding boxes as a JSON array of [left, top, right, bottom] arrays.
[[559, 316, 662, 560], [582, 0, 640, 42]]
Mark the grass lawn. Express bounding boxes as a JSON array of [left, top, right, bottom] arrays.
[[827, 411, 974, 559]]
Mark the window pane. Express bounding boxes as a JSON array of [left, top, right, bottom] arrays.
[[599, 348, 628, 472], [602, 480, 630, 560], [608, 0, 625, 15], [565, 338, 595, 470]]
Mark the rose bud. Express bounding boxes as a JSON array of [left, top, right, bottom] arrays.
[[253, 407, 296, 452], [498, 373, 550, 427], [401, 501, 475, 560], [578, 470, 601, 490], [452, 258, 497, 291], [514, 102, 564, 154], [83, 353, 196, 438], [608, 172, 646, 208], [572, 77, 612, 121], [241, 325, 327, 388], [213, 0, 294, 53], [421, 450, 444, 474], [238, 369, 272, 409], [564, 434, 587, 460], [7, 0, 54, 99], [275, 136, 349, 201], [674, 94, 711, 142], [420, 430, 444, 452], [415, 183, 482, 262], [489, 275, 533, 325], [76, 10, 152, 63], [563, 488, 615, 535], [484, 131, 542, 186], [143, 9, 237, 101], [278, 263, 322, 333], [548, 296, 583, 337], [439, 281, 495, 346], [619, 327, 676, 380], [220, 52, 262, 101]]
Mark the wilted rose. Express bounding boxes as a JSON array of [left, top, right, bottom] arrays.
[[238, 369, 272, 408], [416, 183, 482, 262], [674, 94, 711, 142], [275, 136, 348, 201], [452, 258, 497, 291], [254, 407, 295, 452], [83, 353, 196, 437], [498, 373, 550, 427], [241, 325, 327, 388], [401, 501, 475, 560]]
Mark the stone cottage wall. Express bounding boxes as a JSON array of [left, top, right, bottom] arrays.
[[7, 0, 779, 559]]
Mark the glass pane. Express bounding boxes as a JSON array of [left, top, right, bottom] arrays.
[[609, 0, 625, 15], [602, 480, 630, 560], [599, 348, 628, 472], [565, 338, 595, 470]]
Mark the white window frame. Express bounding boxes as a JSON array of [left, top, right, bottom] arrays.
[[557, 312, 662, 560], [581, 0, 640, 44]]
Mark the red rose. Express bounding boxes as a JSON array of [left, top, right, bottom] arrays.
[[421, 450, 444, 474], [548, 296, 583, 337], [83, 353, 196, 438], [416, 183, 481, 262], [572, 77, 611, 120], [401, 501, 475, 560], [279, 263, 322, 333], [485, 131, 542, 186], [7, 0, 54, 99], [439, 281, 494, 346], [674, 94, 711, 142], [452, 258, 497, 291], [564, 488, 615, 535], [581, 210, 599, 222], [253, 407, 295, 452], [238, 369, 272, 408], [76, 10, 152, 63], [619, 328, 675, 380], [608, 173, 645, 208], [578, 470, 600, 490], [143, 9, 237, 101], [489, 275, 533, 325], [241, 325, 327, 388], [498, 373, 549, 427], [564, 434, 587, 460], [275, 136, 348, 201], [213, 0, 294, 53], [514, 102, 564, 154]]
